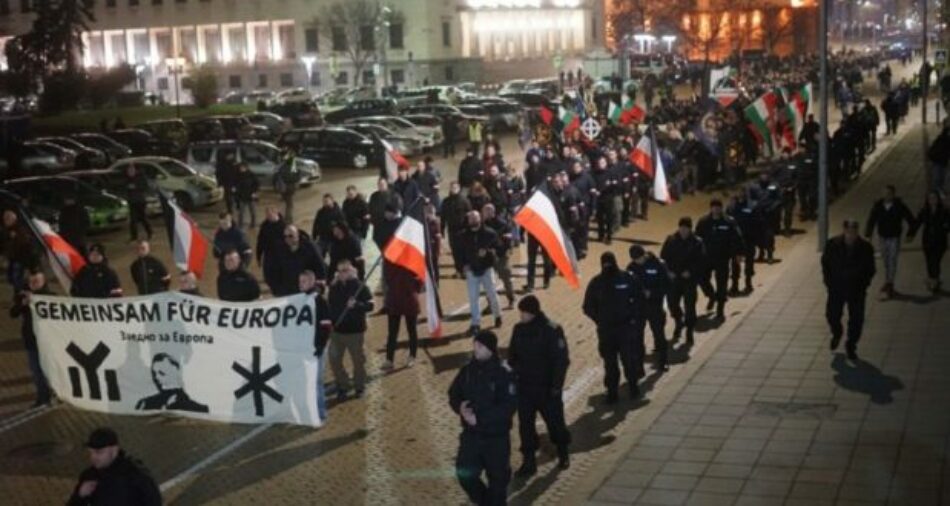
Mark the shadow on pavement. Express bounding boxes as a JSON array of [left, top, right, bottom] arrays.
[[890, 291, 941, 305], [612, 237, 661, 246], [168, 428, 368, 506], [831, 354, 904, 405]]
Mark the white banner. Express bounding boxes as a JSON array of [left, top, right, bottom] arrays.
[[31, 293, 322, 427]]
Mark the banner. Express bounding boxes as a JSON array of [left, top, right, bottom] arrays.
[[32, 293, 322, 427]]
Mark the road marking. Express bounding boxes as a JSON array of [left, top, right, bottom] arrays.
[[159, 423, 272, 492], [0, 403, 54, 434]]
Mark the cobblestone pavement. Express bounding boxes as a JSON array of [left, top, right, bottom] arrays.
[[0, 70, 936, 505], [580, 125, 950, 506]]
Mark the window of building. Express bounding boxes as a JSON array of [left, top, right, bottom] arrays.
[[0, 1, 10, 16], [278, 24, 295, 59], [389, 23, 403, 50], [390, 69, 405, 85], [258, 74, 268, 88], [157, 77, 169, 90], [335, 71, 348, 86], [331, 27, 346, 51], [360, 26, 374, 51], [280, 73, 293, 87], [229, 75, 241, 89], [362, 70, 375, 85], [310, 71, 321, 87], [442, 21, 451, 47], [305, 28, 319, 53], [445, 66, 454, 81]]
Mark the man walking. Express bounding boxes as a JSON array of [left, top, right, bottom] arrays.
[[661, 218, 705, 343], [508, 295, 571, 477], [822, 220, 876, 360], [327, 259, 373, 400], [68, 428, 162, 506], [449, 330, 517, 506], [124, 164, 153, 242], [696, 199, 743, 321], [461, 210, 502, 335], [583, 252, 644, 402], [864, 185, 915, 299], [217, 250, 261, 302], [627, 245, 671, 372]]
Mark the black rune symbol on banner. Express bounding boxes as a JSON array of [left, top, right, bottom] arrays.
[[232, 346, 283, 417]]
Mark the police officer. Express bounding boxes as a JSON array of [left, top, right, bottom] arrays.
[[583, 252, 644, 402], [568, 162, 594, 258], [129, 240, 171, 295], [449, 330, 517, 506], [627, 245, 671, 372], [661, 218, 705, 343], [821, 220, 876, 360], [591, 156, 621, 244], [217, 249, 261, 302], [71, 244, 123, 298], [508, 295, 571, 477], [726, 192, 760, 295], [696, 199, 743, 321]]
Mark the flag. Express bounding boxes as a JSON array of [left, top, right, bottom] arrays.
[[692, 98, 721, 155], [539, 105, 555, 126], [32, 218, 86, 293], [652, 147, 672, 204], [786, 83, 810, 138], [161, 193, 209, 278], [621, 104, 646, 124], [379, 137, 409, 182], [608, 101, 622, 124], [629, 134, 656, 178], [514, 187, 579, 289], [744, 91, 779, 156], [710, 66, 739, 107], [559, 106, 580, 133], [383, 214, 442, 337]]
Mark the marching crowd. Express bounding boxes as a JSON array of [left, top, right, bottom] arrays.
[[2, 52, 950, 505]]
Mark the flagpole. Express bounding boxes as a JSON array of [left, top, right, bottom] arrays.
[[158, 190, 215, 273]]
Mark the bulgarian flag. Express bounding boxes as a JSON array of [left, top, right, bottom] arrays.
[[383, 214, 442, 337], [32, 218, 86, 292], [514, 186, 580, 289], [786, 83, 811, 138], [608, 100, 623, 124], [621, 103, 646, 124], [559, 106, 580, 132], [744, 91, 779, 156], [161, 193, 209, 278]]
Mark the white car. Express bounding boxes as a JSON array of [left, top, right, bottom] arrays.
[[108, 157, 222, 210], [346, 116, 439, 148], [185, 140, 321, 190], [275, 87, 313, 104]]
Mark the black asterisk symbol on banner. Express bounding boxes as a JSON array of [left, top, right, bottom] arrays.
[[233, 346, 283, 416]]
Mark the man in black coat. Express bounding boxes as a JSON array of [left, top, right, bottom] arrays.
[[509, 295, 571, 477], [312, 194, 345, 257], [256, 206, 286, 294], [628, 245, 671, 372], [233, 163, 259, 229], [10, 270, 53, 406], [215, 150, 238, 214], [71, 244, 123, 298], [449, 330, 517, 506], [124, 164, 153, 241], [269, 225, 327, 297], [58, 194, 90, 256], [441, 181, 472, 278], [217, 249, 261, 302], [864, 185, 915, 298], [327, 259, 373, 399], [68, 428, 161, 506], [129, 240, 170, 295], [822, 220, 876, 360], [342, 185, 371, 240], [661, 218, 706, 343], [213, 213, 252, 267], [583, 252, 645, 402], [696, 199, 744, 320]]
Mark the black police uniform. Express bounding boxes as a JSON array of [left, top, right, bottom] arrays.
[[449, 356, 517, 506], [660, 231, 705, 340], [821, 234, 875, 355], [627, 254, 671, 368], [217, 268, 261, 302], [130, 255, 170, 295], [696, 212, 743, 319], [727, 197, 761, 294], [583, 266, 644, 399], [71, 262, 122, 298], [592, 167, 621, 243], [508, 312, 571, 464]]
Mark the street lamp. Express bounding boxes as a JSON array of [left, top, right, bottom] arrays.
[[302, 56, 317, 94], [165, 56, 186, 118], [662, 35, 677, 53]]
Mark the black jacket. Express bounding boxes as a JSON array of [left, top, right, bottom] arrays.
[[256, 217, 286, 275], [460, 225, 498, 275], [71, 262, 122, 298], [660, 232, 705, 276], [313, 204, 345, 244], [213, 226, 251, 259], [583, 268, 643, 327], [268, 234, 327, 297], [821, 235, 876, 293], [865, 198, 915, 239], [342, 196, 370, 238], [327, 232, 363, 278], [440, 193, 472, 234], [910, 204, 950, 251], [627, 254, 671, 306], [458, 155, 482, 188], [310, 290, 332, 356], [217, 268, 261, 302], [508, 312, 569, 391], [67, 452, 162, 506], [130, 255, 170, 295], [234, 170, 260, 201], [327, 277, 374, 333], [696, 213, 744, 262], [368, 190, 402, 227], [448, 357, 517, 437], [10, 284, 53, 351], [124, 172, 151, 204]]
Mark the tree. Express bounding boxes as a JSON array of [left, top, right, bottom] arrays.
[[187, 66, 219, 109], [679, 5, 730, 96], [86, 64, 136, 108], [761, 7, 795, 55], [608, 0, 681, 49], [314, 0, 402, 86]]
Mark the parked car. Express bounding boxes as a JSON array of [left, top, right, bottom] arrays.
[[186, 118, 226, 142], [245, 90, 277, 107], [66, 169, 163, 216], [267, 100, 323, 128], [245, 111, 291, 140], [275, 88, 313, 104], [3, 175, 129, 232], [185, 140, 321, 189], [402, 103, 473, 132], [7, 141, 77, 176], [35, 136, 108, 169], [350, 115, 441, 146], [452, 105, 491, 125], [498, 79, 529, 96], [108, 156, 223, 211], [138, 119, 189, 153], [277, 127, 379, 169], [345, 123, 422, 157], [497, 92, 558, 114], [106, 129, 173, 157], [70, 133, 133, 164], [323, 99, 398, 124], [466, 99, 522, 131], [222, 91, 247, 105]]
